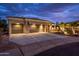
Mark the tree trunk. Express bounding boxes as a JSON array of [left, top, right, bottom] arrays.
[[71, 26, 75, 34]]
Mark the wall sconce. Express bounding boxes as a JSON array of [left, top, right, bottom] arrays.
[[15, 23, 21, 28], [31, 24, 36, 28]]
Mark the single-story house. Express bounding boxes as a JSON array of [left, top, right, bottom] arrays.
[[8, 16, 54, 35]]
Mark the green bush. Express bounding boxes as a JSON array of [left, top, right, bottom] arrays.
[[64, 28, 73, 35]]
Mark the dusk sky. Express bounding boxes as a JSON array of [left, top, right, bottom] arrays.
[[0, 3, 79, 23]]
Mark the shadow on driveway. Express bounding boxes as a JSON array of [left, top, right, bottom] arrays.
[[35, 42, 79, 56]]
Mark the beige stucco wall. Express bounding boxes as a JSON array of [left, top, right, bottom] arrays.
[[8, 17, 53, 35]]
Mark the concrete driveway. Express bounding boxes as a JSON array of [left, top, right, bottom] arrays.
[[9, 32, 70, 45], [1, 32, 79, 56]]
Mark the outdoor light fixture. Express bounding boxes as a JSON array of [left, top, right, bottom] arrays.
[[31, 24, 36, 28], [15, 23, 21, 28], [52, 24, 54, 26], [64, 31, 68, 35], [16, 23, 20, 25]]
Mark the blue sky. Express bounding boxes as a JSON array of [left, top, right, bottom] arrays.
[[0, 3, 79, 23]]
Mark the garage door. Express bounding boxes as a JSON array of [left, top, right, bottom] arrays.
[[11, 24, 23, 34]]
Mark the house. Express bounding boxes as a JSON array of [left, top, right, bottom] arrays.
[[8, 16, 54, 35]]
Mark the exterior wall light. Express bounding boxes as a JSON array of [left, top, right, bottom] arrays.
[[14, 23, 21, 28], [16, 23, 20, 25], [31, 24, 36, 28]]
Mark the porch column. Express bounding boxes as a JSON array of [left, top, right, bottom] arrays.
[[45, 25, 48, 32], [49, 25, 52, 32], [45, 25, 47, 32], [23, 24, 26, 34], [39, 24, 43, 32], [46, 25, 49, 32], [23, 23, 30, 34], [9, 20, 11, 35]]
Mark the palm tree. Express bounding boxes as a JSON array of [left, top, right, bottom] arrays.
[[59, 22, 66, 31], [70, 22, 79, 34]]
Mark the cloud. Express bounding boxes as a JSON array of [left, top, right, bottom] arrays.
[[0, 3, 79, 22], [0, 6, 9, 12]]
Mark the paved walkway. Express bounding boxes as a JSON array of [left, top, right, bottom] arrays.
[[1, 32, 79, 56]]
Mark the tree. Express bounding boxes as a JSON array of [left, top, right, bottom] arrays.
[[0, 19, 8, 32], [59, 22, 66, 29], [59, 22, 68, 34]]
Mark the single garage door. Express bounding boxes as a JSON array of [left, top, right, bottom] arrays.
[[11, 24, 23, 34]]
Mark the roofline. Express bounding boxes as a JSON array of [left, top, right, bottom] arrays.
[[7, 16, 54, 24]]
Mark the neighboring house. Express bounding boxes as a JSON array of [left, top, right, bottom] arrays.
[[8, 16, 54, 35]]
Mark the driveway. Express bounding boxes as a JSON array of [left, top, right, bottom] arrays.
[[0, 32, 79, 56], [9, 32, 71, 45]]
